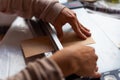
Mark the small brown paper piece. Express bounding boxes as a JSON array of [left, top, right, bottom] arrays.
[[61, 31, 95, 47], [21, 36, 54, 58]]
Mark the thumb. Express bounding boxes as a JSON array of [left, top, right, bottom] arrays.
[[91, 72, 101, 78], [54, 25, 63, 41]]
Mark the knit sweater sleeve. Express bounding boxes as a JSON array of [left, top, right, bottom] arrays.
[[6, 58, 64, 80], [0, 0, 65, 23]]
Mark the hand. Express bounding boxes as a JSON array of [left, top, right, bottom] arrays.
[[52, 7, 91, 40], [50, 44, 101, 78]]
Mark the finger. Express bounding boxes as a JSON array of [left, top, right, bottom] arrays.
[[93, 53, 98, 61], [81, 25, 90, 32], [69, 18, 87, 40], [54, 25, 63, 40], [77, 29, 88, 40], [80, 26, 91, 37], [75, 16, 90, 32], [95, 66, 98, 72], [92, 72, 101, 78], [89, 66, 101, 78], [77, 21, 91, 37]]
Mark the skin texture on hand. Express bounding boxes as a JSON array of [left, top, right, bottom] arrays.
[[52, 7, 91, 40], [50, 44, 101, 78]]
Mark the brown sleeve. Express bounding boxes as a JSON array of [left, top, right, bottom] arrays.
[[6, 58, 64, 80], [0, 0, 65, 23]]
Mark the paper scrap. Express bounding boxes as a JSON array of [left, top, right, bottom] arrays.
[[61, 31, 95, 47], [21, 36, 54, 58]]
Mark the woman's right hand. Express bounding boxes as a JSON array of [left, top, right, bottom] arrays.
[[50, 44, 101, 78], [52, 7, 91, 40]]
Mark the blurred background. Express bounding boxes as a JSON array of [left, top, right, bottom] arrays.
[[59, 0, 120, 19]]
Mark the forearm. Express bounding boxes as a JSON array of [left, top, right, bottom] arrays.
[[7, 58, 64, 80], [0, 0, 65, 23]]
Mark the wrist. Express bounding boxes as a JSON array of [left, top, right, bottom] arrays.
[[50, 50, 77, 77]]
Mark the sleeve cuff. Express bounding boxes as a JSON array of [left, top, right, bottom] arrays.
[[45, 3, 65, 24], [40, 58, 64, 80], [39, 2, 65, 24], [48, 58, 64, 80]]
